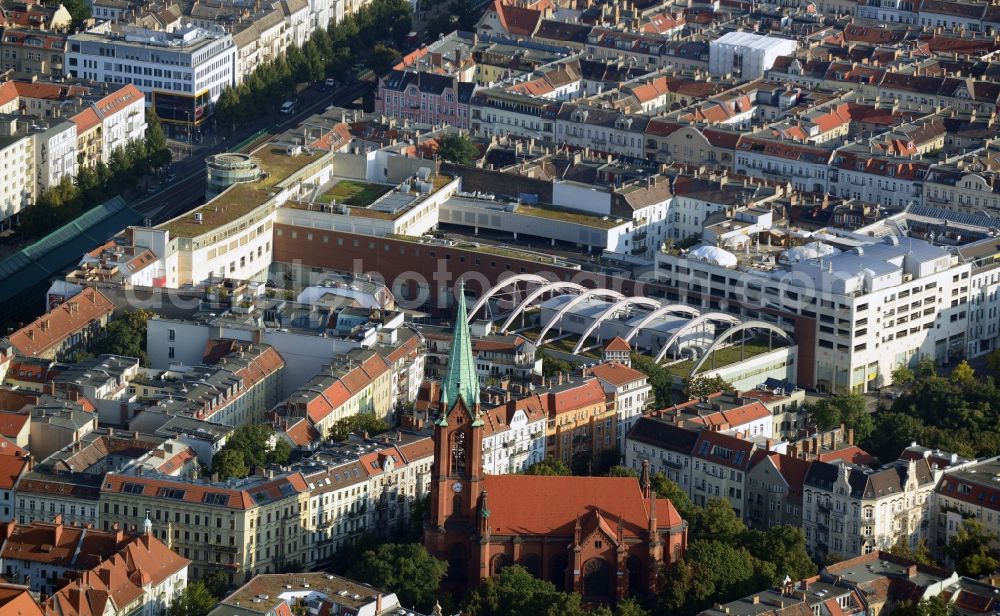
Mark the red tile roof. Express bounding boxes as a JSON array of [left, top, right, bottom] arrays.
[[481, 474, 683, 537], [93, 85, 142, 119], [101, 472, 307, 510], [546, 379, 608, 416], [72, 108, 101, 134], [1, 520, 130, 569], [491, 0, 545, 36], [0, 411, 29, 438], [689, 401, 771, 431], [282, 417, 321, 446], [603, 337, 631, 352], [0, 584, 42, 616], [588, 362, 646, 388], [752, 451, 811, 503], [0, 453, 28, 490], [44, 533, 189, 616], [818, 445, 876, 465], [7, 288, 114, 358]]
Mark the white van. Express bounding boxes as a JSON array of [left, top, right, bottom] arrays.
[[280, 100, 296, 114]]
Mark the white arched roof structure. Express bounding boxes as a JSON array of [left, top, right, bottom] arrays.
[[622, 304, 702, 344], [467, 274, 550, 322], [499, 281, 587, 333], [536, 289, 626, 347], [571, 297, 661, 354], [653, 312, 741, 363], [689, 321, 792, 375]]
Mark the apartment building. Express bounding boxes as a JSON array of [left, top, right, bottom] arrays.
[[802, 457, 942, 560], [13, 430, 181, 527], [44, 526, 190, 616], [829, 147, 928, 208], [479, 395, 547, 475], [691, 430, 754, 515], [922, 161, 1000, 215], [0, 517, 189, 616], [745, 450, 811, 530], [625, 418, 697, 490], [554, 104, 649, 159], [936, 456, 1000, 551], [294, 432, 432, 565], [655, 230, 975, 393], [733, 136, 832, 194], [278, 349, 393, 439], [99, 469, 310, 583], [5, 288, 115, 361], [0, 518, 134, 595], [702, 551, 958, 616], [588, 361, 651, 451], [469, 89, 555, 140], [377, 70, 476, 130], [0, 452, 28, 522], [0, 29, 68, 78], [543, 376, 618, 466], [93, 84, 146, 163], [67, 24, 236, 128], [127, 341, 286, 428]]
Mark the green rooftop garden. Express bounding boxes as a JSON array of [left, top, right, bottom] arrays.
[[318, 179, 393, 207], [160, 146, 325, 239], [664, 335, 783, 378]]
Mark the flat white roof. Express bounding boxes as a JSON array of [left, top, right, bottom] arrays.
[[712, 31, 796, 51]]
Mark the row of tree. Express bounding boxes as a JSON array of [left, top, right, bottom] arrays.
[[20, 115, 171, 238], [213, 0, 412, 129]]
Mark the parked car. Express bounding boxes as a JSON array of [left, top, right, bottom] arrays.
[[280, 100, 296, 114]]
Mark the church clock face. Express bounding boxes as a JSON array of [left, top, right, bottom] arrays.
[[453, 482, 464, 493]]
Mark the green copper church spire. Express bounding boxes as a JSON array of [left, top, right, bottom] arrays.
[[441, 281, 480, 413]]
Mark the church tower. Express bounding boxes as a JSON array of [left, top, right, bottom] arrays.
[[425, 282, 485, 588]]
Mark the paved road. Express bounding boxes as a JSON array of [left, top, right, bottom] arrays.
[[132, 79, 373, 225]]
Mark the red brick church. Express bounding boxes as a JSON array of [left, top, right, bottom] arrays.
[[423, 286, 688, 604]]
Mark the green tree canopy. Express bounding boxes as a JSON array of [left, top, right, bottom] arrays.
[[947, 518, 1000, 577], [436, 133, 480, 165], [201, 569, 231, 601], [809, 393, 875, 442], [328, 413, 389, 441], [892, 596, 953, 616], [368, 43, 401, 75], [693, 499, 746, 545], [523, 458, 572, 476], [540, 351, 577, 378], [744, 525, 817, 583], [650, 472, 697, 522], [865, 411, 927, 463], [683, 375, 732, 400], [630, 352, 675, 408], [888, 537, 939, 567], [90, 309, 155, 365], [168, 582, 217, 616], [464, 565, 586, 616], [212, 424, 291, 480], [607, 465, 638, 477], [347, 543, 447, 613]]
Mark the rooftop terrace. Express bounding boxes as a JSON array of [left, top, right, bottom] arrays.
[[159, 145, 327, 239]]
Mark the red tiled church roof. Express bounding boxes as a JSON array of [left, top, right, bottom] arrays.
[[481, 475, 683, 538]]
